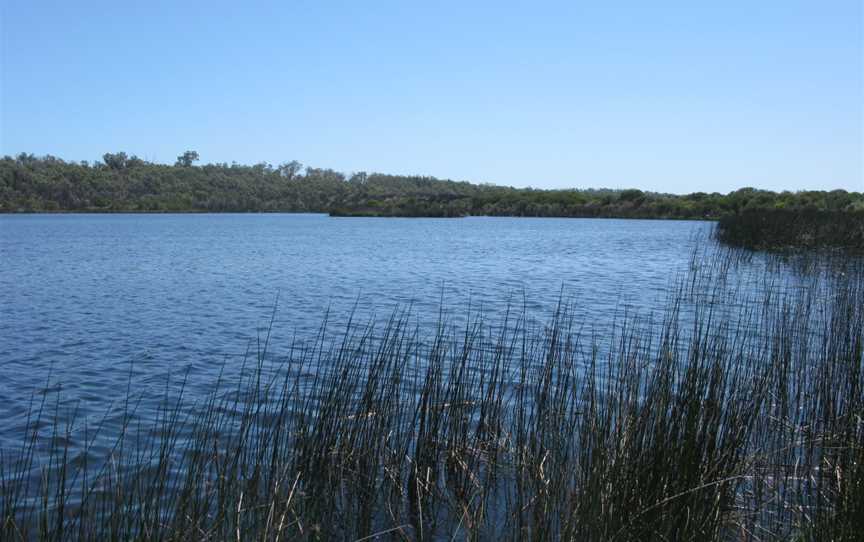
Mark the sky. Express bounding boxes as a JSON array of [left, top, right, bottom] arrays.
[[1, 0, 862, 194]]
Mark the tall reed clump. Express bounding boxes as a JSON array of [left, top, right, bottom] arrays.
[[1, 249, 862, 541], [716, 208, 864, 250]]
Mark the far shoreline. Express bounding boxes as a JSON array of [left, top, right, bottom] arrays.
[[0, 209, 716, 221]]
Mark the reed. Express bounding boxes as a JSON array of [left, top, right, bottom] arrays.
[[716, 208, 864, 250], [2, 249, 862, 541]]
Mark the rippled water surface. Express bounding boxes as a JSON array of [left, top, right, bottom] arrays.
[[1, 214, 713, 447]]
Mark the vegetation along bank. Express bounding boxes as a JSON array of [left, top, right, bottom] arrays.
[[3, 151, 862, 249]]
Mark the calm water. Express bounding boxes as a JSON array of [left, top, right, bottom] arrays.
[[0, 214, 713, 449]]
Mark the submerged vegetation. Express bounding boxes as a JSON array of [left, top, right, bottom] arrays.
[[2, 153, 862, 222], [2, 248, 862, 540]]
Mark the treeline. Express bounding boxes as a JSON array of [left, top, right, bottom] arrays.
[[2, 152, 863, 221]]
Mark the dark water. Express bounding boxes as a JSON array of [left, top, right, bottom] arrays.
[[0, 214, 715, 449]]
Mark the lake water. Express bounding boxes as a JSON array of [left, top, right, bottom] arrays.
[[1, 214, 718, 450]]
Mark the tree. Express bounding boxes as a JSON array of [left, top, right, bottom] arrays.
[[278, 161, 303, 180], [103, 152, 128, 170], [619, 188, 645, 203], [175, 150, 199, 167], [349, 172, 368, 185], [126, 155, 146, 168]]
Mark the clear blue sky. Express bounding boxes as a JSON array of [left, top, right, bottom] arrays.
[[2, 0, 862, 193]]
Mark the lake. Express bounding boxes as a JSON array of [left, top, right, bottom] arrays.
[[3, 213, 861, 540], [0, 214, 716, 439], [8, 213, 793, 467]]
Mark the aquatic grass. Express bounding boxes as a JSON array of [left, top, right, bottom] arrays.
[[1, 250, 862, 540], [716, 209, 864, 250]]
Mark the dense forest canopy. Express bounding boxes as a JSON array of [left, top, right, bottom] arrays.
[[2, 152, 863, 220]]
